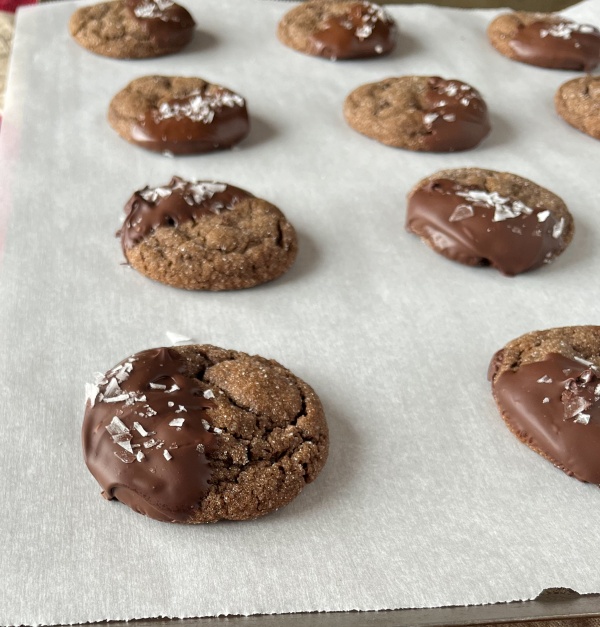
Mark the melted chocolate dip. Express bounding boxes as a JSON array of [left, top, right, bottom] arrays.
[[82, 348, 218, 522]]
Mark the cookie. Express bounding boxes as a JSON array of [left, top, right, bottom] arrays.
[[405, 168, 574, 276], [69, 0, 195, 59], [344, 76, 490, 152], [487, 12, 600, 71], [489, 326, 600, 485], [119, 176, 297, 290], [555, 76, 600, 141], [83, 345, 329, 523], [108, 76, 250, 155], [277, 1, 396, 61]]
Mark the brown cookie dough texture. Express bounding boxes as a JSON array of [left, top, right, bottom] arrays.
[[69, 0, 195, 59], [277, 1, 396, 60], [108, 76, 250, 155], [406, 168, 574, 276], [555, 75, 600, 141], [489, 326, 600, 484], [487, 11, 600, 71], [344, 76, 490, 152], [119, 177, 297, 291], [83, 345, 329, 523]]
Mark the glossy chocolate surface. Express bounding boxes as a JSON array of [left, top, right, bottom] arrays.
[[82, 347, 218, 522], [492, 352, 600, 484], [406, 178, 567, 276], [130, 88, 250, 154], [510, 20, 600, 71], [421, 78, 490, 152], [120, 177, 253, 250], [125, 0, 195, 50], [309, 2, 395, 60]]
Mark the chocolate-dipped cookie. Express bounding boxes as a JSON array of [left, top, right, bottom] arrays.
[[344, 76, 490, 152], [83, 345, 329, 522], [277, 0, 396, 61], [119, 177, 297, 290], [555, 75, 600, 141], [487, 12, 600, 71], [489, 326, 600, 484], [69, 0, 195, 59], [108, 76, 250, 155], [406, 168, 573, 276]]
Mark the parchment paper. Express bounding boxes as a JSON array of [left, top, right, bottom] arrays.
[[1, 1, 600, 625]]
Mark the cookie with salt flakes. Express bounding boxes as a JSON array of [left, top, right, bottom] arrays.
[[405, 168, 573, 276], [489, 326, 600, 484], [487, 11, 600, 71], [119, 176, 297, 291], [69, 0, 196, 59], [344, 76, 490, 152], [83, 345, 329, 523], [108, 75, 250, 155], [277, 0, 396, 60]]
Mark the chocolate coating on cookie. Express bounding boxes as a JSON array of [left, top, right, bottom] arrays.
[[108, 76, 250, 155], [83, 347, 217, 522], [84, 345, 329, 522], [489, 326, 600, 484], [487, 12, 600, 71], [555, 76, 600, 141], [120, 177, 297, 290], [278, 1, 395, 60], [69, 0, 195, 59], [406, 168, 574, 276], [120, 177, 253, 250], [344, 76, 490, 152]]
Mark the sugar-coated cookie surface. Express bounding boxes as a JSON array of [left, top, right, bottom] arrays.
[[108, 76, 249, 155], [83, 345, 329, 523], [69, 0, 195, 59], [489, 326, 600, 485], [405, 168, 574, 276], [277, 1, 396, 61], [487, 11, 600, 71], [119, 177, 297, 290], [555, 76, 600, 141], [344, 76, 490, 152]]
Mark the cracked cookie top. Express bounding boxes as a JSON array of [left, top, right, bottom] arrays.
[[118, 176, 298, 291], [83, 345, 329, 523]]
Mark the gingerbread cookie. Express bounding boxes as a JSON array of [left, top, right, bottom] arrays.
[[277, 0, 396, 61], [406, 168, 574, 276], [489, 326, 600, 485], [344, 76, 490, 152], [108, 76, 250, 155], [69, 0, 195, 59], [83, 345, 329, 522], [487, 12, 600, 71], [555, 75, 600, 141], [119, 177, 297, 290]]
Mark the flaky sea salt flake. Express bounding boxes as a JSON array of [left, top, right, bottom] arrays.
[[575, 413, 591, 425], [537, 210, 550, 222], [85, 383, 100, 407], [543, 397, 550, 404], [106, 416, 129, 436], [167, 384, 180, 393], [449, 204, 474, 222], [166, 331, 193, 345], [133, 421, 149, 437], [169, 418, 185, 427], [203, 389, 215, 399], [163, 450, 172, 461], [552, 217, 565, 239], [537, 375, 553, 383], [136, 451, 145, 462]]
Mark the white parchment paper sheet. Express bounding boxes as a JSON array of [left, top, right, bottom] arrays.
[[1, 1, 600, 624]]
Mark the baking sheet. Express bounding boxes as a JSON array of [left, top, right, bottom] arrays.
[[1, 1, 600, 625]]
